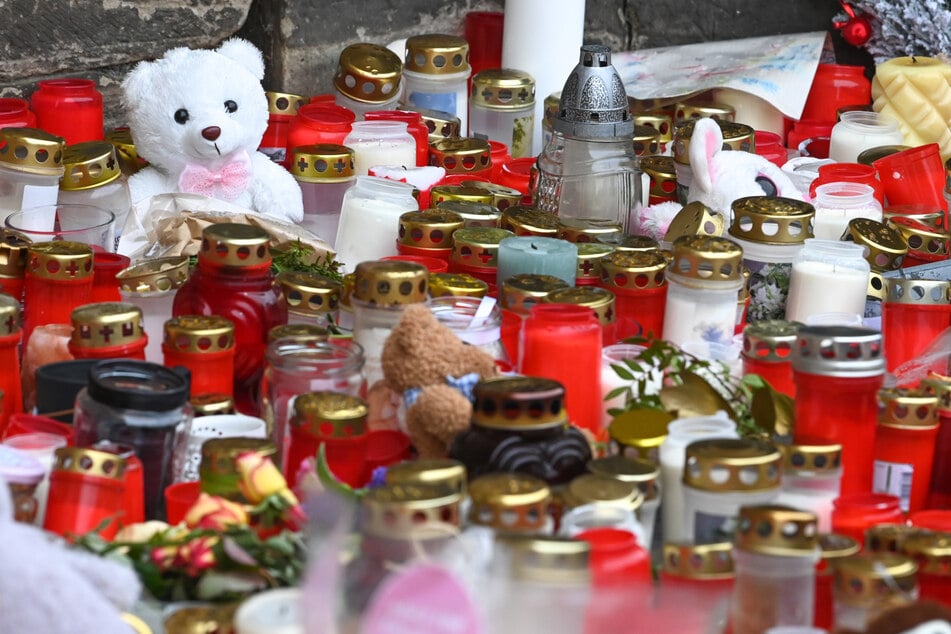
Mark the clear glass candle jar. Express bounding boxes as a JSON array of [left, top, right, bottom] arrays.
[[682, 437, 782, 545], [832, 553, 918, 631], [660, 413, 738, 544], [0, 127, 65, 221], [812, 182, 883, 240], [333, 43, 403, 119], [116, 255, 190, 364], [58, 141, 131, 247], [401, 34, 471, 133], [731, 505, 820, 634], [829, 111, 904, 163], [776, 442, 843, 533], [785, 240, 870, 325], [335, 176, 418, 273], [343, 121, 416, 177], [663, 236, 746, 348], [291, 143, 354, 247], [469, 69, 535, 158], [276, 270, 343, 331], [428, 295, 508, 367], [728, 196, 814, 323]]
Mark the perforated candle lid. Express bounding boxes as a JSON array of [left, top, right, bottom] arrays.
[[633, 112, 674, 142], [632, 125, 661, 156], [500, 273, 571, 315], [429, 137, 491, 175], [163, 315, 235, 354], [543, 286, 615, 327], [430, 186, 494, 208], [0, 293, 19, 335], [334, 43, 402, 104], [199, 223, 271, 268], [471, 376, 566, 430], [60, 141, 121, 190], [675, 100, 736, 122], [865, 523, 930, 554], [742, 320, 801, 363], [468, 472, 551, 532], [116, 255, 189, 293], [564, 473, 643, 512], [459, 180, 522, 212], [734, 504, 818, 557], [53, 445, 126, 480], [587, 455, 660, 501], [386, 458, 467, 495], [27, 241, 93, 281], [403, 34, 469, 75], [70, 302, 144, 349], [451, 227, 514, 269], [292, 391, 367, 438], [843, 218, 907, 272], [501, 535, 590, 584], [289, 144, 354, 182], [669, 235, 743, 284], [900, 531, 951, 573], [662, 542, 734, 579], [832, 553, 918, 608], [555, 217, 622, 243], [672, 118, 754, 165], [362, 482, 463, 538], [352, 260, 429, 305], [780, 441, 842, 474], [0, 127, 65, 175], [683, 437, 782, 492], [728, 196, 815, 245], [791, 325, 885, 378], [276, 270, 342, 315], [265, 91, 306, 117], [665, 201, 724, 243], [877, 387, 939, 429], [597, 233, 659, 253], [427, 272, 488, 298], [883, 277, 951, 306], [266, 323, 329, 344], [575, 242, 615, 282], [398, 209, 464, 249], [500, 205, 559, 237], [0, 229, 30, 280], [470, 68, 535, 109], [599, 249, 668, 291]]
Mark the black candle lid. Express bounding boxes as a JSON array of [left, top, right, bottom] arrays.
[[87, 360, 190, 412]]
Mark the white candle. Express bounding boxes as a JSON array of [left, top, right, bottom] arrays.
[[785, 240, 869, 324], [600, 343, 663, 430], [712, 88, 785, 136], [828, 111, 904, 163], [811, 182, 882, 241], [334, 176, 418, 273], [344, 121, 416, 176], [662, 283, 740, 348]]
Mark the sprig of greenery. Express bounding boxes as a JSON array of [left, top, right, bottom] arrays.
[[271, 239, 343, 282]]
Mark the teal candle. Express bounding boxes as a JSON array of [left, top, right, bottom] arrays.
[[496, 236, 579, 288]]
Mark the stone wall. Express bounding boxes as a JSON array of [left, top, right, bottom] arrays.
[[0, 0, 871, 128]]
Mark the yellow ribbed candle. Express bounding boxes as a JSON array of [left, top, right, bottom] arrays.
[[872, 56, 951, 160]]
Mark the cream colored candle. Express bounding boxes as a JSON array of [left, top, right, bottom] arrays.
[[712, 88, 785, 136], [872, 56, 951, 160]]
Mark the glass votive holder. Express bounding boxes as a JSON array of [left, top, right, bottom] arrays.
[[6, 203, 116, 252]]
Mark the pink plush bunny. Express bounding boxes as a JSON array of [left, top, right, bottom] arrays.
[[635, 117, 804, 240]]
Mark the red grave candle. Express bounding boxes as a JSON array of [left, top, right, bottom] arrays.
[[162, 315, 236, 398], [0, 294, 22, 430], [830, 493, 903, 548], [741, 320, 799, 398], [43, 446, 126, 540], [285, 103, 355, 169], [881, 278, 951, 373], [30, 78, 104, 144], [22, 241, 94, 349], [597, 250, 668, 342], [260, 91, 306, 163], [922, 375, 951, 509], [67, 302, 147, 361], [286, 391, 368, 489]]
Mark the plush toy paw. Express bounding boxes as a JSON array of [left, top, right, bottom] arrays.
[[406, 384, 476, 458]]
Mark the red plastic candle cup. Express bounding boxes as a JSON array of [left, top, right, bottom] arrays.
[[814, 533, 861, 631], [597, 250, 668, 342], [30, 78, 104, 144], [881, 278, 951, 373], [797, 136, 831, 159], [381, 254, 449, 273], [519, 304, 602, 434], [91, 252, 131, 303], [162, 315, 236, 398], [0, 299, 23, 432], [285, 103, 355, 169], [741, 320, 799, 399], [286, 392, 368, 489], [0, 97, 36, 129], [873, 388, 940, 513], [2, 414, 73, 444], [754, 130, 788, 168], [67, 303, 148, 361], [576, 527, 651, 586], [464, 11, 503, 78], [22, 242, 95, 349], [792, 326, 885, 497], [260, 92, 308, 162], [908, 509, 951, 531], [44, 446, 126, 540], [787, 120, 834, 155], [800, 64, 871, 124], [874, 143, 948, 217], [164, 480, 202, 525], [364, 110, 429, 167], [487, 140, 511, 182], [497, 157, 536, 205], [830, 493, 903, 548], [810, 162, 885, 208], [923, 378, 951, 509], [900, 532, 951, 607], [92, 440, 145, 527], [364, 429, 412, 473]]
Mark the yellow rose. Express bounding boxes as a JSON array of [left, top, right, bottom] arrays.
[[115, 520, 171, 544], [235, 451, 298, 506], [184, 493, 249, 530]]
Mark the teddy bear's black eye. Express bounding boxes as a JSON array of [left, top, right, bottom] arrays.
[[174, 109, 189, 125], [755, 175, 778, 197], [224, 100, 238, 114]]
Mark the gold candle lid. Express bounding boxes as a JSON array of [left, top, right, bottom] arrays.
[[435, 200, 500, 228], [877, 387, 939, 430], [543, 91, 561, 129], [334, 43, 402, 104], [886, 218, 949, 258], [632, 111, 674, 142], [404, 34, 470, 75], [0, 229, 31, 280], [450, 227, 514, 269], [0, 127, 65, 175], [640, 154, 679, 199], [833, 553, 918, 608], [735, 505, 819, 556], [386, 458, 467, 495], [471, 376, 567, 430], [163, 604, 237, 634], [669, 235, 744, 284], [362, 482, 463, 538], [70, 302, 144, 349], [843, 218, 907, 272], [921, 373, 951, 413], [430, 185, 494, 208], [265, 91, 306, 117], [27, 241, 93, 281], [290, 144, 354, 182], [60, 141, 121, 190], [632, 125, 661, 156], [675, 101, 736, 122], [406, 106, 462, 141], [163, 315, 235, 354], [470, 68, 535, 109], [105, 127, 146, 173], [564, 473, 643, 512], [866, 524, 930, 554], [292, 391, 368, 438], [575, 242, 615, 282], [116, 255, 190, 294], [608, 408, 674, 459], [597, 233, 660, 253], [276, 270, 342, 316], [555, 217, 623, 243], [398, 209, 464, 249], [672, 118, 754, 165], [200, 438, 277, 477], [599, 249, 668, 291], [53, 446, 126, 480], [500, 205, 559, 237], [683, 438, 782, 492], [901, 532, 951, 574], [587, 454, 661, 501], [468, 472, 551, 532], [665, 201, 725, 243], [459, 180, 523, 212], [352, 260, 429, 305], [428, 271, 488, 298], [819, 533, 861, 562], [543, 286, 615, 327], [266, 323, 329, 344], [500, 273, 571, 315], [429, 137, 491, 175], [190, 392, 235, 416], [0, 293, 19, 335], [662, 542, 734, 580], [501, 535, 590, 584], [781, 441, 843, 474], [857, 145, 912, 166], [199, 223, 271, 268], [728, 197, 815, 245], [742, 319, 801, 363]]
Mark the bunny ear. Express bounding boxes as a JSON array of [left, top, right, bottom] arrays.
[[689, 117, 723, 194]]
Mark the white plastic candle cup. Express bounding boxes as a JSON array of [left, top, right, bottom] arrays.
[[829, 112, 903, 163], [234, 587, 303, 634]]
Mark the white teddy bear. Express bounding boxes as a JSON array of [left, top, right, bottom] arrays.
[[122, 38, 304, 225]]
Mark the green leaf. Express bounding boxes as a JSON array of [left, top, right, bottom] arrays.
[[610, 363, 635, 380], [622, 359, 644, 374], [604, 386, 629, 401], [316, 443, 362, 500]]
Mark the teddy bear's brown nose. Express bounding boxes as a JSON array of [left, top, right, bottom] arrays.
[[201, 126, 221, 141]]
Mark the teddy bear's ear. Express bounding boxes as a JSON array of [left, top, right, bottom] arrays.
[[121, 57, 156, 109], [217, 37, 265, 81], [688, 117, 723, 195]]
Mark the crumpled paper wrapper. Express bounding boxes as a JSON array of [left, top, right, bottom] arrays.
[[117, 193, 334, 263]]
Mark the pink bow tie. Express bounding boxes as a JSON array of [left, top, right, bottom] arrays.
[[178, 152, 252, 201]]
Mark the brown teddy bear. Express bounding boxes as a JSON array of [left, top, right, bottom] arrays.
[[380, 303, 499, 458]]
